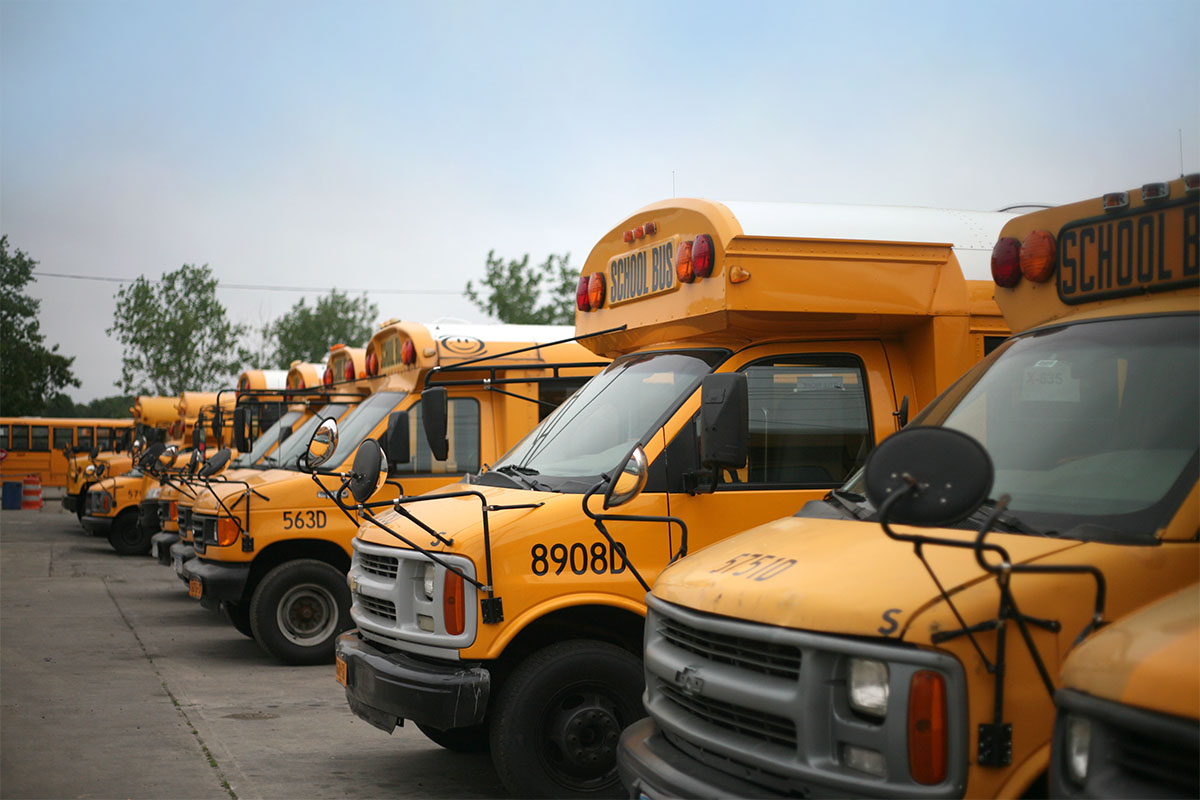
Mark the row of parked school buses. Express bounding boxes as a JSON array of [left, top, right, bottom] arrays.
[[61, 178, 1197, 799]]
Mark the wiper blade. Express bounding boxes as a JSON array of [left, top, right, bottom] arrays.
[[495, 464, 551, 491], [972, 499, 1054, 537], [497, 465, 540, 476], [825, 488, 871, 520]]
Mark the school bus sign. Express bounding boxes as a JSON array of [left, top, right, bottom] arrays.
[[606, 237, 679, 305]]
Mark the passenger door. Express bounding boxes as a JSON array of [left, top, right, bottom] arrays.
[[659, 342, 898, 556]]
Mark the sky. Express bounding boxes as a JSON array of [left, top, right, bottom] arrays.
[[2, 0, 1198, 403]]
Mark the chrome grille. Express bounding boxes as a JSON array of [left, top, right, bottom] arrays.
[[657, 680, 797, 748], [1112, 724, 1199, 796], [659, 614, 801, 679], [360, 552, 399, 579], [356, 593, 397, 622]]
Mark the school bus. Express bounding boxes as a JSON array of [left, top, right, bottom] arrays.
[[616, 176, 1199, 799], [181, 322, 602, 665], [333, 198, 1016, 797], [1050, 582, 1199, 798], [82, 392, 219, 554], [67, 397, 178, 524], [166, 356, 356, 579], [0, 416, 134, 490], [146, 369, 292, 564]]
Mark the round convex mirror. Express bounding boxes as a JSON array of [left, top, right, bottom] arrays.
[[130, 436, 145, 461], [603, 444, 649, 510], [863, 427, 993, 528], [349, 441, 388, 504], [198, 448, 231, 478], [188, 448, 203, 475], [306, 418, 339, 469], [139, 442, 166, 470], [159, 444, 180, 468]]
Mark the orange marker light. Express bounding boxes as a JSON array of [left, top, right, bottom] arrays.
[[443, 571, 465, 635], [633, 225, 645, 239], [675, 239, 694, 283], [216, 517, 240, 547], [1020, 230, 1057, 283], [991, 237, 1022, 288], [1102, 192, 1129, 211], [908, 671, 947, 785], [644, 221, 657, 235], [623, 230, 634, 243], [588, 272, 606, 310]]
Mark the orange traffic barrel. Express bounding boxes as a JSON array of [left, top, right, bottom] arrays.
[[21, 475, 43, 510]]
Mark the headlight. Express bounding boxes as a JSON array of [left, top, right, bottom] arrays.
[[848, 658, 889, 718], [1065, 715, 1091, 783], [422, 562, 436, 599]]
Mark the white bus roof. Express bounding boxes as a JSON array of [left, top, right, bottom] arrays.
[[422, 321, 576, 346], [720, 200, 1018, 281]]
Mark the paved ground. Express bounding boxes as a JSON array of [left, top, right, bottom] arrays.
[[0, 503, 505, 799]]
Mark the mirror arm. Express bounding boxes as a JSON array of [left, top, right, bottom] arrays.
[[393, 490, 499, 597], [580, 483, 690, 592], [356, 509, 486, 592]]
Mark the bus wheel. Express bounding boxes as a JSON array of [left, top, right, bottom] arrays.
[[108, 510, 151, 555], [489, 640, 643, 799], [417, 722, 490, 753], [249, 559, 350, 665], [220, 601, 255, 639]]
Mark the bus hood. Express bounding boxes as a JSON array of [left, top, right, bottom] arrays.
[[650, 517, 1085, 639], [190, 468, 299, 512]]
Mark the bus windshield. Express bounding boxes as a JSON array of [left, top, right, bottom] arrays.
[[231, 409, 304, 469], [910, 314, 1198, 541], [261, 404, 349, 470], [325, 391, 406, 468], [490, 350, 724, 486]]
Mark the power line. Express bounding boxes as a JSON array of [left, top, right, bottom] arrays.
[[32, 271, 463, 295]]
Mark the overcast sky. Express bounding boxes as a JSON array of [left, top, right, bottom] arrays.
[[3, 0, 1197, 403]]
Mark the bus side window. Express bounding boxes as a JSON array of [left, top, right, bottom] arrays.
[[54, 427, 74, 451], [390, 398, 481, 476], [739, 355, 873, 487], [10, 425, 30, 451], [537, 378, 590, 421], [31, 426, 50, 452], [0, 425, 8, 452], [78, 426, 94, 451]]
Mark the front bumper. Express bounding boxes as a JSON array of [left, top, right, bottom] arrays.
[[81, 514, 114, 534], [63, 494, 78, 513], [151, 531, 179, 565], [618, 717, 791, 800], [184, 558, 251, 609], [335, 631, 490, 734]]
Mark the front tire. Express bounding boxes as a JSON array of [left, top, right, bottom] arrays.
[[108, 509, 151, 555], [249, 559, 351, 665], [221, 601, 255, 639], [489, 639, 644, 798], [417, 722, 490, 753]]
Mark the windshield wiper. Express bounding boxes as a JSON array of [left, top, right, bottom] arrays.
[[825, 488, 871, 520], [970, 499, 1054, 537], [495, 464, 552, 491]]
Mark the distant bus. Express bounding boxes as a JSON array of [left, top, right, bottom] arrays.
[[0, 417, 134, 488]]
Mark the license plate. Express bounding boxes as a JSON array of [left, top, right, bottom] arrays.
[[335, 655, 348, 687], [188, 578, 202, 599], [1058, 197, 1198, 304], [151, 541, 159, 558], [606, 237, 680, 306], [173, 554, 184, 575]]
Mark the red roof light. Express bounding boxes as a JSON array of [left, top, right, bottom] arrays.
[[576, 276, 591, 312], [991, 237, 1022, 288], [692, 234, 715, 279]]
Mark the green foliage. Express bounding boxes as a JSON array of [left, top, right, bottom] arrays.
[[108, 264, 251, 396], [464, 251, 576, 325], [41, 393, 137, 418], [0, 236, 80, 415], [263, 290, 379, 368]]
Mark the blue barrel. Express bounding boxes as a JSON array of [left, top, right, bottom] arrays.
[[1, 481, 22, 510]]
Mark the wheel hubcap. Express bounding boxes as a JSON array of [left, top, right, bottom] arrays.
[[541, 689, 623, 787], [276, 582, 338, 646]]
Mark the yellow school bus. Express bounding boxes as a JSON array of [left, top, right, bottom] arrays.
[[83, 392, 219, 554], [616, 176, 1199, 799], [146, 368, 292, 563], [182, 322, 602, 665], [1050, 583, 1199, 798], [166, 357, 355, 577], [0, 416, 134, 490], [334, 198, 1016, 797]]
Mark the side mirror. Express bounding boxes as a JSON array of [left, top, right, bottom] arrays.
[[421, 387, 449, 462], [131, 436, 146, 462], [198, 448, 231, 478], [349, 441, 388, 504], [383, 411, 411, 465], [159, 444, 180, 469], [306, 418, 339, 469], [139, 442, 166, 471], [699, 372, 748, 476], [604, 444, 649, 509], [233, 407, 250, 453], [893, 395, 910, 429], [863, 427, 993, 527], [188, 448, 203, 475], [210, 407, 223, 440]]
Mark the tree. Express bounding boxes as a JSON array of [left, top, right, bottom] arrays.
[[263, 290, 379, 369], [108, 264, 251, 396], [464, 251, 576, 325], [0, 236, 80, 415]]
